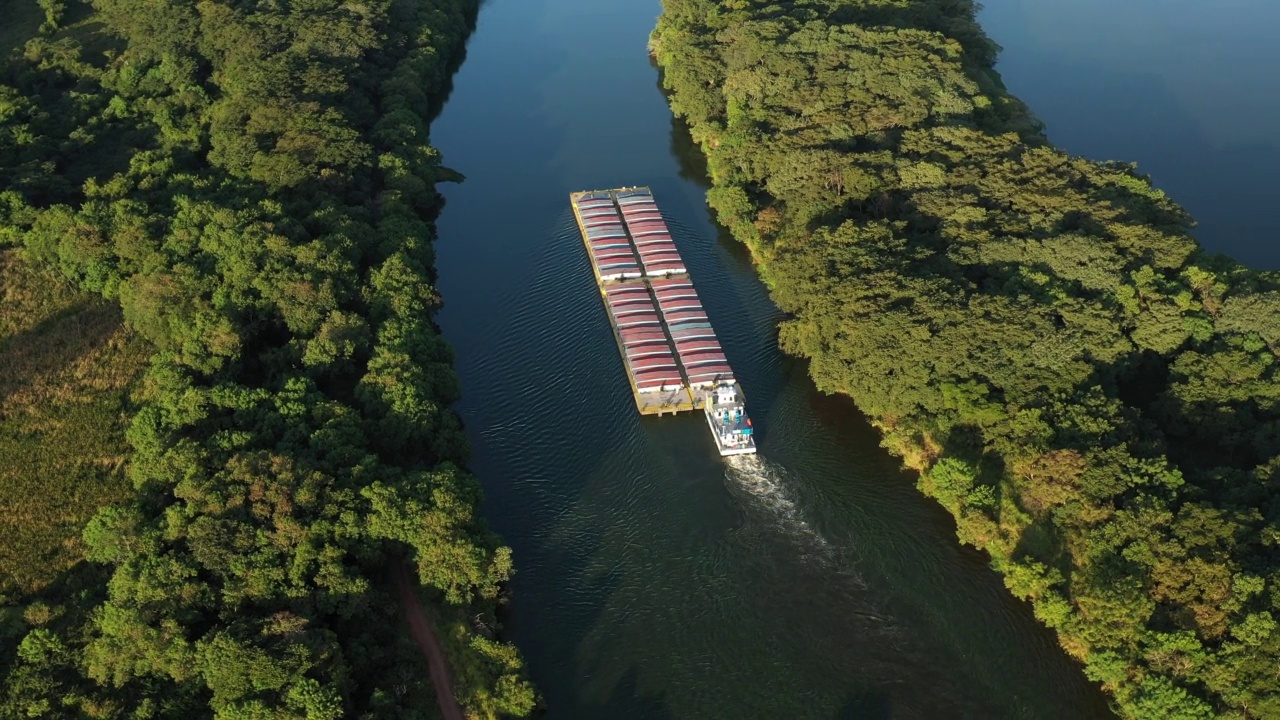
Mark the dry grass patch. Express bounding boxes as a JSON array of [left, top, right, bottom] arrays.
[[0, 249, 147, 600]]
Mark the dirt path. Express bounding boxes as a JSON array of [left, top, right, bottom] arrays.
[[392, 564, 466, 720]]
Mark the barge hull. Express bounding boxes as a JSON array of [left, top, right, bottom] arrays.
[[571, 189, 694, 415], [570, 187, 757, 455]]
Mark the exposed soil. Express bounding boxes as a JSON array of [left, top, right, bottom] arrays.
[[392, 564, 466, 720]]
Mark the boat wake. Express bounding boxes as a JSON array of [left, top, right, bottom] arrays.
[[724, 455, 832, 554]]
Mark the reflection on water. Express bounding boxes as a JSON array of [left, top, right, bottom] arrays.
[[980, 0, 1280, 268]]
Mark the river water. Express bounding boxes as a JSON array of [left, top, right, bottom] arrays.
[[980, 0, 1280, 269], [430, 0, 1112, 717]]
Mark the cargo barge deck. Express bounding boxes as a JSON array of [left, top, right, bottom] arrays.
[[570, 187, 756, 455]]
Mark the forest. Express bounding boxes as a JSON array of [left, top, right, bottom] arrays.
[[653, 0, 1280, 717], [0, 0, 535, 716]]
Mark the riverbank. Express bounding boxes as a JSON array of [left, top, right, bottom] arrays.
[[653, 0, 1280, 716]]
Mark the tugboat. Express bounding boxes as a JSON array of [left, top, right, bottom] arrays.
[[702, 382, 757, 456]]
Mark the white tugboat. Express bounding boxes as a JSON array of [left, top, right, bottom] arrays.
[[703, 382, 757, 456]]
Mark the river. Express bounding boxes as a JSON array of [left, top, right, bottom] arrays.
[[429, 0, 1113, 717], [980, 0, 1280, 269]]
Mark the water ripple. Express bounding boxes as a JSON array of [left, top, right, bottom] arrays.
[[434, 185, 1111, 719]]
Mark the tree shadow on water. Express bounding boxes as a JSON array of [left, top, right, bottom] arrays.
[[836, 687, 894, 720], [582, 666, 674, 720]]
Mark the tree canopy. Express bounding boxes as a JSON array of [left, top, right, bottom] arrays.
[[0, 0, 535, 716], [654, 0, 1280, 716]]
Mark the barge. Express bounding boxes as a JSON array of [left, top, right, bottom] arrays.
[[569, 187, 756, 456]]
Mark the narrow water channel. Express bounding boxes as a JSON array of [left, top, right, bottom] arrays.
[[430, 0, 1113, 716]]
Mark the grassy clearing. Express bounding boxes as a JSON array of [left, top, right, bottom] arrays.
[[0, 0, 114, 62], [0, 248, 147, 602], [0, 0, 41, 57]]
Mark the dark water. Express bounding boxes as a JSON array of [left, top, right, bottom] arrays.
[[980, 0, 1280, 269], [430, 0, 1112, 717]]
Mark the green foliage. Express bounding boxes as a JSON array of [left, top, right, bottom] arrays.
[[36, 0, 65, 35], [654, 0, 1280, 716], [0, 0, 534, 715]]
